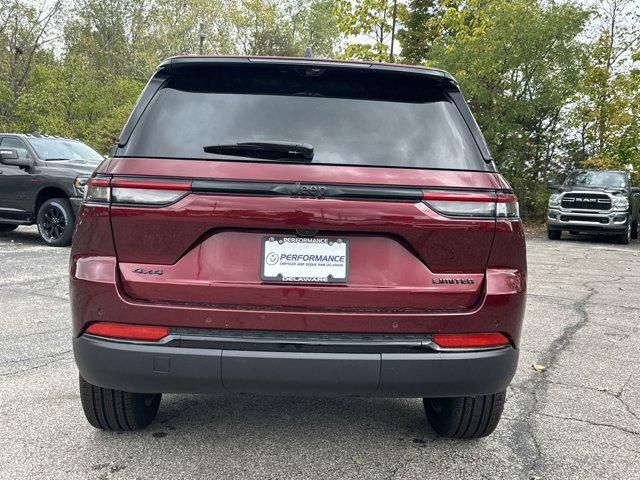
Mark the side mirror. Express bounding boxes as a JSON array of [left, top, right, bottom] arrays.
[[631, 186, 640, 194], [547, 180, 558, 191], [0, 148, 33, 168]]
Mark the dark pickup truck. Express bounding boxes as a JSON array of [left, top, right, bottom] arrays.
[[547, 170, 640, 244], [0, 133, 104, 246]]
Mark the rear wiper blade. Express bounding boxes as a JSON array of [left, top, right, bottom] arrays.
[[203, 141, 314, 161]]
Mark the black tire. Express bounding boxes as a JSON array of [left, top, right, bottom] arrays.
[[631, 219, 638, 240], [79, 375, 161, 431], [614, 222, 631, 245], [0, 224, 18, 233], [37, 198, 75, 247], [547, 228, 561, 240], [424, 391, 506, 439]]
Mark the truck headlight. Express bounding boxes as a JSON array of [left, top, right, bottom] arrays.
[[611, 196, 629, 211], [548, 193, 561, 207], [74, 176, 89, 197]]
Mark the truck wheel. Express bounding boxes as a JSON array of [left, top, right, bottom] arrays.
[[615, 223, 631, 245], [79, 375, 161, 431], [547, 228, 561, 240], [632, 219, 638, 240], [0, 224, 18, 233], [424, 391, 505, 439], [37, 198, 75, 247]]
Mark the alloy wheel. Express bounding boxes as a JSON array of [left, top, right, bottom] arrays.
[[40, 204, 67, 242]]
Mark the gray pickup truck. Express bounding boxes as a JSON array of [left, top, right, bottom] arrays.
[[547, 170, 640, 244], [0, 133, 103, 246]]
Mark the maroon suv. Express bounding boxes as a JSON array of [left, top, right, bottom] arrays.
[[71, 56, 526, 438]]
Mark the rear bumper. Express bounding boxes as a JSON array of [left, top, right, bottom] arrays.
[[73, 334, 518, 398]]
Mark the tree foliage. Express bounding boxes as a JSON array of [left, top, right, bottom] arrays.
[[394, 0, 639, 219], [335, 0, 404, 61], [0, 0, 339, 152]]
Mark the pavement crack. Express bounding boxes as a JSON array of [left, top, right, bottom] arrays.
[[0, 286, 68, 302], [386, 451, 420, 480], [0, 327, 67, 342], [541, 377, 640, 421], [0, 349, 73, 377], [614, 374, 639, 421], [509, 274, 624, 477], [535, 412, 639, 436]]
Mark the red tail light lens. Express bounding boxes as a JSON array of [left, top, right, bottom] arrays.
[[85, 322, 169, 341], [422, 190, 519, 219], [432, 332, 510, 348]]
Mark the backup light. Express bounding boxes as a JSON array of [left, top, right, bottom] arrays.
[[85, 322, 169, 341], [84, 177, 191, 205]]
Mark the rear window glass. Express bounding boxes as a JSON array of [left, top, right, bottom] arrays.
[[120, 65, 487, 171]]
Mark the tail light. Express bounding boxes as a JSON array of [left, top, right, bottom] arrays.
[[422, 190, 519, 219], [432, 332, 510, 349], [84, 177, 111, 203], [84, 177, 191, 205], [85, 322, 169, 341]]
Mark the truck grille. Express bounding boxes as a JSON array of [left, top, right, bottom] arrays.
[[561, 193, 611, 211]]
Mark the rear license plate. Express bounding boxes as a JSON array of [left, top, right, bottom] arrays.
[[261, 236, 349, 283]]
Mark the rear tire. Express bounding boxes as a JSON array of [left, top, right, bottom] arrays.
[[547, 228, 561, 240], [424, 391, 506, 439], [37, 198, 75, 247], [631, 219, 638, 240], [0, 224, 18, 233], [79, 375, 161, 431]]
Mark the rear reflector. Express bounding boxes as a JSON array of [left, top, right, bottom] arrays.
[[85, 322, 169, 341], [422, 190, 519, 219], [432, 332, 510, 348]]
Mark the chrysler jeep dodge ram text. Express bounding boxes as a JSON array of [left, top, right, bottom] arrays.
[[71, 56, 526, 439]]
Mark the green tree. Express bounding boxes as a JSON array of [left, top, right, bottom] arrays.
[[397, 0, 452, 64], [399, 0, 589, 219], [0, 0, 63, 130], [335, 0, 404, 61], [573, 0, 640, 181]]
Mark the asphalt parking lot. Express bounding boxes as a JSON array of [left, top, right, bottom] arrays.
[[0, 226, 638, 480]]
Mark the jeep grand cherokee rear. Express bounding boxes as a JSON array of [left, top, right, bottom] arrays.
[[70, 56, 526, 438]]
